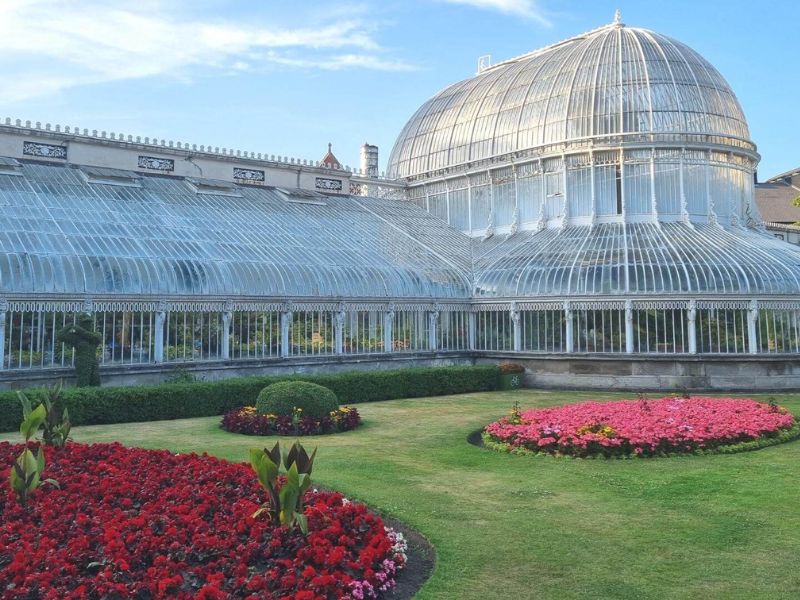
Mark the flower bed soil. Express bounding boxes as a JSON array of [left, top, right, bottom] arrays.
[[222, 406, 361, 436], [483, 397, 799, 458], [0, 442, 405, 599]]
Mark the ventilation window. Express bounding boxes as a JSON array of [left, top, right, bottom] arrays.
[[277, 187, 328, 206], [185, 177, 242, 197], [79, 166, 142, 187], [0, 157, 23, 176]]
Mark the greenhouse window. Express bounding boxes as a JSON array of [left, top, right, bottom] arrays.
[[79, 165, 142, 187], [277, 188, 328, 206], [185, 177, 242, 197], [0, 157, 23, 176]]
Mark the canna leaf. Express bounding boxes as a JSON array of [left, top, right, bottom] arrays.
[[17, 392, 33, 420], [294, 512, 308, 535], [266, 442, 281, 467], [20, 404, 46, 441]]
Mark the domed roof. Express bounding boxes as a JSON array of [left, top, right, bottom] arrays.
[[388, 21, 752, 180], [473, 223, 800, 298]]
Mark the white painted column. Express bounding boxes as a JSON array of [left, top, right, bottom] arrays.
[[334, 305, 345, 355], [221, 308, 232, 360], [280, 304, 292, 358], [624, 300, 634, 354], [564, 301, 574, 353], [428, 307, 439, 352], [0, 299, 7, 370], [747, 299, 759, 355], [154, 303, 166, 363], [687, 300, 697, 355], [468, 311, 477, 351], [511, 302, 521, 352], [383, 304, 395, 353]]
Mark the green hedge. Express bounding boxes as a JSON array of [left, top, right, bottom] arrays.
[[0, 366, 500, 432]]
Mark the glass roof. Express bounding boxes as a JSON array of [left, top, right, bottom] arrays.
[[0, 163, 472, 299], [473, 223, 800, 297], [388, 23, 752, 179]]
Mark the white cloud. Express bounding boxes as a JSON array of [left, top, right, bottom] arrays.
[[0, 0, 417, 103], [439, 0, 551, 26], [263, 52, 420, 72]]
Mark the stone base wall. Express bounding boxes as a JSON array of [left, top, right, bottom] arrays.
[[2, 352, 800, 392], [477, 353, 800, 391], [0, 353, 474, 390]]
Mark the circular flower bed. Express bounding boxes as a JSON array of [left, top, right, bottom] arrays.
[[0, 442, 405, 599], [222, 406, 361, 436], [483, 397, 799, 458]]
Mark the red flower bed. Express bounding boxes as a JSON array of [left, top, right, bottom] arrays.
[[484, 397, 797, 457], [222, 406, 361, 436], [0, 442, 405, 599]]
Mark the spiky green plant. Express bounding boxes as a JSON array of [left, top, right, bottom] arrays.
[[249, 441, 316, 534]]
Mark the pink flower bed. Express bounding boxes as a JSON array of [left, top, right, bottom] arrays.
[[484, 397, 797, 457]]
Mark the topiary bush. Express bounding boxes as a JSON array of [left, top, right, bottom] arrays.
[[56, 314, 102, 387], [256, 381, 339, 418]]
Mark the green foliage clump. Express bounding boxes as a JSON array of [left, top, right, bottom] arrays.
[[256, 381, 338, 418], [250, 441, 316, 533], [9, 398, 59, 505], [0, 365, 500, 432], [56, 314, 102, 387], [17, 381, 71, 448]]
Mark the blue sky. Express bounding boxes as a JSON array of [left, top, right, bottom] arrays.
[[1, 0, 796, 178]]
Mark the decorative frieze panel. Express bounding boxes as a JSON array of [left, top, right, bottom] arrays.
[[696, 300, 750, 310], [571, 300, 626, 310], [349, 182, 363, 195], [630, 300, 689, 310], [233, 167, 265, 184], [6, 300, 83, 313], [475, 303, 512, 312], [517, 301, 564, 311], [137, 156, 175, 172], [315, 177, 343, 191], [758, 301, 800, 311], [23, 141, 67, 159]]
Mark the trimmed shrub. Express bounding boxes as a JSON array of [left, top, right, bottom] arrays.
[[56, 314, 102, 387], [256, 381, 339, 418], [0, 365, 500, 432]]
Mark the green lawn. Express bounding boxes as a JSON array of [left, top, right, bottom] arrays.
[[4, 390, 800, 599]]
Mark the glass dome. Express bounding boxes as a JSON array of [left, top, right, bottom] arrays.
[[387, 21, 753, 180]]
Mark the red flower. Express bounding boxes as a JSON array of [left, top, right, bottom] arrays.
[[0, 442, 404, 599]]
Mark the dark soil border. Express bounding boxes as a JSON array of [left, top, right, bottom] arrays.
[[313, 486, 436, 598], [381, 514, 436, 599], [219, 422, 363, 437]]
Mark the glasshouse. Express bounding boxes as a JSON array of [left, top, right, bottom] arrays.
[[1, 16, 800, 388]]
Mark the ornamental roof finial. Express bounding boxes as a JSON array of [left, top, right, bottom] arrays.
[[613, 9, 622, 25]]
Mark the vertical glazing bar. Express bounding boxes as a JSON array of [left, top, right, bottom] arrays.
[[18, 311, 25, 368], [138, 312, 144, 363], [0, 307, 5, 370], [50, 312, 56, 367]]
